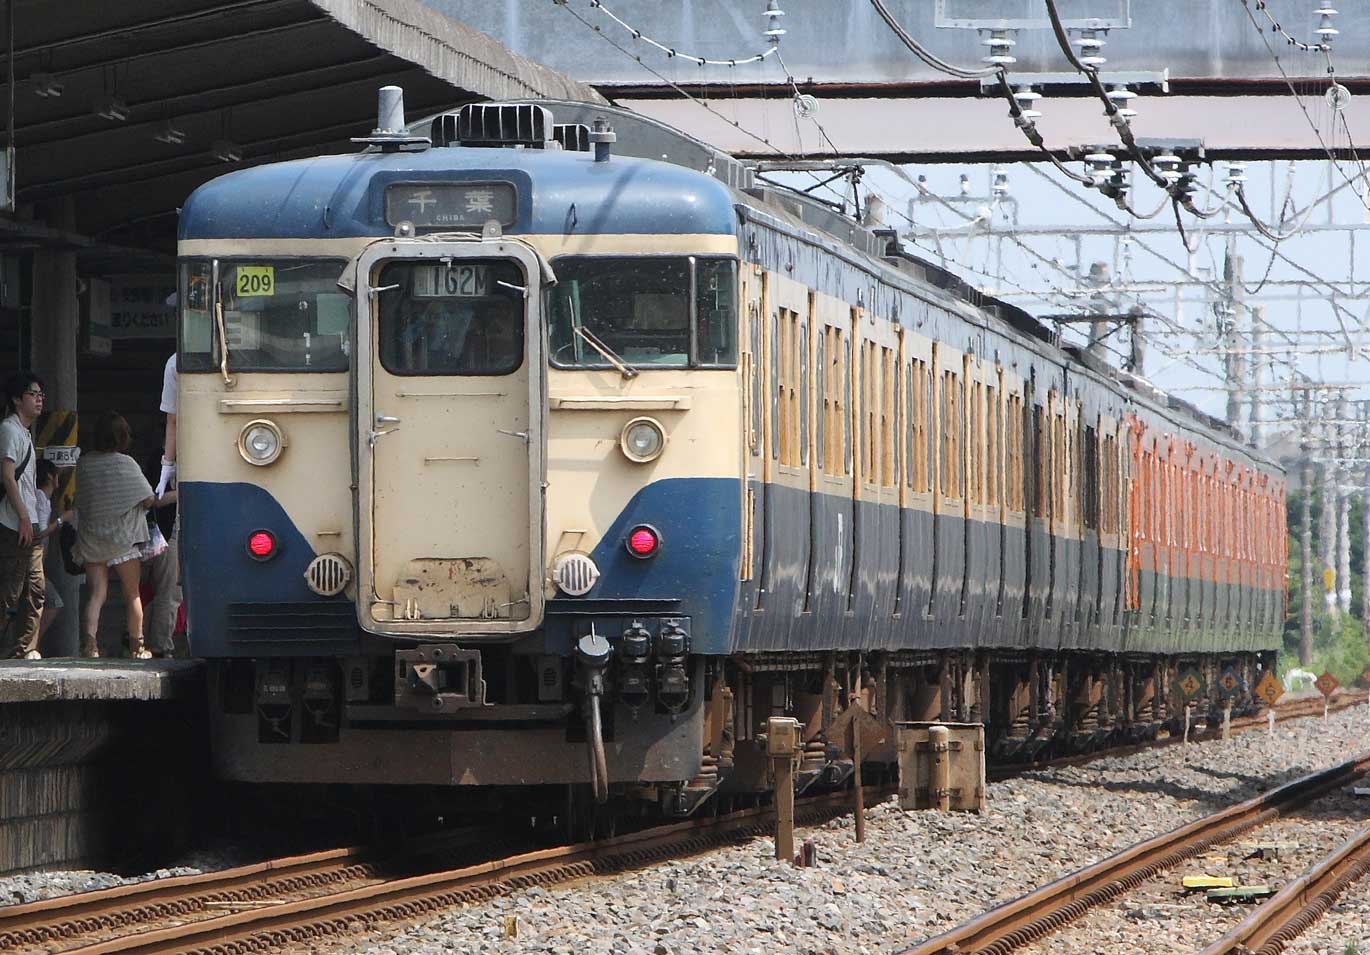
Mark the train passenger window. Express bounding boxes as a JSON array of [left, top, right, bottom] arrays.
[[1033, 405, 1047, 519], [904, 361, 914, 489], [816, 333, 826, 472], [799, 325, 809, 467], [843, 336, 853, 476], [1082, 426, 1098, 530], [986, 384, 1000, 508], [375, 259, 525, 376], [179, 258, 350, 373], [770, 311, 780, 462], [546, 257, 737, 368]]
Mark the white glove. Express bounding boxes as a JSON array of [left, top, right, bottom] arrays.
[[155, 459, 176, 498]]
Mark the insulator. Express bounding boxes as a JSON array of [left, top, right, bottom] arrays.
[[1152, 152, 1183, 183], [1224, 162, 1248, 189], [1084, 151, 1116, 185], [1106, 85, 1137, 120], [991, 167, 1010, 198], [1316, 2, 1338, 46], [1013, 85, 1041, 120], [764, 0, 786, 46], [981, 29, 1017, 66], [1073, 28, 1107, 68]]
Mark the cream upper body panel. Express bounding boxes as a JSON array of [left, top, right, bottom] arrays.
[[178, 370, 354, 558]]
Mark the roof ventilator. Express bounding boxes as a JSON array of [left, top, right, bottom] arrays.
[[353, 85, 430, 152], [553, 123, 591, 152], [431, 103, 555, 149]]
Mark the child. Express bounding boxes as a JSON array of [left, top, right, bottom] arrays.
[[34, 460, 73, 645]]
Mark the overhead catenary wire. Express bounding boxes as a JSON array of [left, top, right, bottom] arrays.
[[561, 0, 781, 67]]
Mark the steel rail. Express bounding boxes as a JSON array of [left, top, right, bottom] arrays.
[[0, 846, 381, 950], [1198, 825, 1370, 955], [899, 754, 1370, 955], [21, 788, 886, 955]]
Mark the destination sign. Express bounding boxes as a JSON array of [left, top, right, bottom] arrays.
[[385, 182, 517, 229]]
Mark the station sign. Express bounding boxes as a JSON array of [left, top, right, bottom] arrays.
[[1176, 669, 1205, 701], [1255, 671, 1284, 706], [1217, 666, 1241, 699], [41, 445, 79, 467], [1314, 671, 1340, 698]]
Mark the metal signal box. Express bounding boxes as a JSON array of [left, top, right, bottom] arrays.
[[896, 721, 986, 813], [765, 716, 802, 757]]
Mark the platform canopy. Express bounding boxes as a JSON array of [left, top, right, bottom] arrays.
[[0, 0, 605, 252]]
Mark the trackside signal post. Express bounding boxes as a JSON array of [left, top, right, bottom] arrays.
[[767, 716, 801, 862]]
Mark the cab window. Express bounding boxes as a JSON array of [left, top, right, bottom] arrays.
[[179, 258, 350, 372], [375, 259, 525, 376], [548, 256, 737, 369]]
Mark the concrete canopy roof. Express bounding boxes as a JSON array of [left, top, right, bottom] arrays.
[[2, 0, 605, 252]]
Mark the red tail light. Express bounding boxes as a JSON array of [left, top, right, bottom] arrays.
[[247, 530, 277, 560], [625, 524, 661, 559]]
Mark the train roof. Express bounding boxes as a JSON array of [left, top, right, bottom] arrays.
[[178, 143, 738, 241]]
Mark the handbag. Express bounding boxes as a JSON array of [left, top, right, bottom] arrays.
[[138, 512, 169, 562]]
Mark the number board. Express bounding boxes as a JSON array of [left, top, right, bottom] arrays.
[[385, 182, 517, 229], [413, 263, 491, 298], [1255, 671, 1284, 706], [1176, 669, 1205, 702], [1217, 667, 1241, 698], [235, 266, 275, 297], [1315, 671, 1340, 698]]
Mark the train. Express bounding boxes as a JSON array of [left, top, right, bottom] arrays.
[[176, 88, 1286, 827]]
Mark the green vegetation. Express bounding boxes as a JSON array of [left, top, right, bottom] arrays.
[[1283, 487, 1370, 687]]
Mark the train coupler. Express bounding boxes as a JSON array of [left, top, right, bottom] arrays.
[[394, 645, 486, 713]]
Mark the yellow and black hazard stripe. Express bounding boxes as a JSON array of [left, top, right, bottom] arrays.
[[35, 410, 77, 510]]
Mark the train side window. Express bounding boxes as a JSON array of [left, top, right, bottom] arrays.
[[898, 361, 909, 487], [1033, 405, 1047, 519], [987, 384, 1000, 508], [696, 259, 738, 365], [942, 368, 962, 498], [799, 323, 809, 467], [816, 332, 826, 472], [749, 308, 761, 455], [969, 380, 983, 505], [1083, 426, 1098, 530], [843, 334, 853, 476], [770, 311, 780, 462], [882, 346, 896, 488]]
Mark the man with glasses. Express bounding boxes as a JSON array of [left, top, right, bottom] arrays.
[[0, 372, 46, 659]]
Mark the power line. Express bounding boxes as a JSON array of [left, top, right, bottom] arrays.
[[560, 0, 784, 67]]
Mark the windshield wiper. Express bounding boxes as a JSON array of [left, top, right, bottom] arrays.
[[567, 294, 637, 379], [574, 326, 639, 380]]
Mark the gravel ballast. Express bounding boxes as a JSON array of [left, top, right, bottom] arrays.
[[3, 704, 1366, 954], [333, 703, 1370, 955]]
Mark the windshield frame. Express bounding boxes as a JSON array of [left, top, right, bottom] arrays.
[[178, 256, 352, 374], [546, 254, 739, 372]]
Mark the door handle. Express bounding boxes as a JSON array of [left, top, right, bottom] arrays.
[[497, 428, 529, 442], [376, 413, 401, 425], [368, 428, 397, 449]]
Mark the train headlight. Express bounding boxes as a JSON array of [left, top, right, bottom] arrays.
[[620, 416, 666, 463], [238, 418, 285, 466]]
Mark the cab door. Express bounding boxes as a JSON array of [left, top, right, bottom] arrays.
[[354, 239, 546, 636]]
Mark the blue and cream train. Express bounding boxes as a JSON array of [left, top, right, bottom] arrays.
[[176, 92, 1286, 815]]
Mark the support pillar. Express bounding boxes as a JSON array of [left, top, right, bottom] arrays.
[[1337, 396, 1352, 616], [1300, 401, 1314, 666], [30, 235, 79, 659]]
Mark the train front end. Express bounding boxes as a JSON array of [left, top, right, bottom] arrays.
[[178, 99, 744, 812]]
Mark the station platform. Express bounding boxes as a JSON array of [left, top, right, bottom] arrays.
[[0, 659, 208, 876], [0, 658, 203, 703]]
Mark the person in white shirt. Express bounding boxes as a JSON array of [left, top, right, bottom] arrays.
[[147, 354, 180, 656], [0, 372, 46, 659]]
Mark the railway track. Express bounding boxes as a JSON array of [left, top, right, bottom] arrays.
[[989, 690, 1364, 781], [1197, 824, 1370, 955], [0, 788, 888, 955], [900, 752, 1370, 955]]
